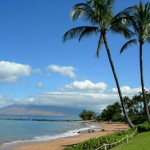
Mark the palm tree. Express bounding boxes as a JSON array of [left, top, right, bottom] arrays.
[[118, 1, 150, 123], [63, 0, 134, 128]]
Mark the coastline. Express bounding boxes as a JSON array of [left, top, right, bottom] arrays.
[[11, 122, 129, 150]]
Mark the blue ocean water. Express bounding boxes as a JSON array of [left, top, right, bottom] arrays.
[[0, 115, 97, 149]]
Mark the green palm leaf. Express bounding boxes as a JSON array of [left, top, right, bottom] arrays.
[[111, 24, 134, 39], [71, 3, 95, 24], [146, 36, 150, 43], [63, 26, 96, 42], [120, 39, 137, 53], [79, 26, 99, 41]]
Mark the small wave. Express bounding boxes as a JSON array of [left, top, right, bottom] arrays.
[[32, 125, 96, 142], [0, 123, 100, 149]]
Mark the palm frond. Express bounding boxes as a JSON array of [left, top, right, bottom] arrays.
[[101, 0, 114, 23], [120, 39, 137, 53], [79, 26, 99, 41], [113, 7, 140, 34], [114, 6, 135, 19], [146, 2, 150, 12], [71, 3, 95, 24], [96, 34, 103, 57], [133, 2, 150, 40], [110, 22, 135, 39], [87, 0, 114, 25], [106, 0, 115, 10], [71, 3, 93, 19], [146, 36, 150, 43], [63, 26, 87, 42], [119, 27, 134, 38], [123, 6, 136, 15], [63, 26, 98, 42]]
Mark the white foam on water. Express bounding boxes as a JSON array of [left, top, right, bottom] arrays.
[[0, 123, 100, 149], [33, 124, 98, 142]]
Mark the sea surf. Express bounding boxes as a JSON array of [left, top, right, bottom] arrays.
[[0, 115, 100, 150]]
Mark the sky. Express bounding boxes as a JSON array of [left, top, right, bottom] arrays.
[[0, 0, 149, 112]]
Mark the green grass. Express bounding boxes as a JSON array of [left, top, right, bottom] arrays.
[[111, 132, 150, 150]]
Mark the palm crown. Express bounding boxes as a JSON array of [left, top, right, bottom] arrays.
[[63, 0, 132, 57], [117, 1, 150, 53]]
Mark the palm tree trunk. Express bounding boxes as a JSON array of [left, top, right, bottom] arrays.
[[139, 43, 150, 123], [103, 33, 134, 128]]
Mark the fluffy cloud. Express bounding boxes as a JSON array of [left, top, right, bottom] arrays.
[[0, 61, 31, 82], [61, 80, 107, 92], [47, 65, 76, 79], [0, 79, 145, 112], [24, 84, 145, 112], [0, 95, 22, 108], [25, 91, 117, 112], [111, 86, 141, 95], [24, 80, 112, 112]]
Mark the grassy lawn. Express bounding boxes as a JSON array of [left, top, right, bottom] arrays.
[[111, 132, 150, 150]]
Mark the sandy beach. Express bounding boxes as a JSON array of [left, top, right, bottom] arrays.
[[12, 122, 129, 150]]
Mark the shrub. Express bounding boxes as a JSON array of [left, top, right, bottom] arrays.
[[131, 117, 146, 125], [137, 122, 150, 133], [64, 129, 135, 150]]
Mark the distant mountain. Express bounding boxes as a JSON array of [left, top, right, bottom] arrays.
[[0, 104, 83, 116]]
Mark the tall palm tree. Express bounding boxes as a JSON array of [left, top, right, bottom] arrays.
[[63, 0, 134, 128], [118, 1, 150, 123]]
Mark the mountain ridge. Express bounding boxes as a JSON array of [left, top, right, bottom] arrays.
[[0, 104, 83, 116]]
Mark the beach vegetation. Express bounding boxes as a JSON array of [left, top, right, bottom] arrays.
[[124, 91, 150, 124], [137, 122, 150, 132], [64, 122, 150, 150], [63, 0, 134, 128], [98, 102, 124, 122], [96, 91, 150, 123], [64, 128, 136, 150], [79, 110, 97, 120]]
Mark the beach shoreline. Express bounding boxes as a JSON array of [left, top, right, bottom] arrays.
[[10, 122, 129, 150]]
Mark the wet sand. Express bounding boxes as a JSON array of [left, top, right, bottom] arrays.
[[12, 122, 129, 150]]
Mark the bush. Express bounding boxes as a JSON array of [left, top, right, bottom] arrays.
[[131, 117, 146, 125], [137, 122, 150, 133], [64, 129, 135, 150], [79, 110, 96, 120]]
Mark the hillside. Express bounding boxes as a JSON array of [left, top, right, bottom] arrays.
[[0, 104, 83, 116]]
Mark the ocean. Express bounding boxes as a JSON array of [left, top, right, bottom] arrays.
[[0, 115, 98, 150]]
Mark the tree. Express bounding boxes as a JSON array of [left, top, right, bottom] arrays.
[[79, 110, 96, 120], [123, 91, 150, 124], [63, 0, 134, 128], [100, 102, 123, 121], [124, 96, 143, 118], [118, 1, 150, 123]]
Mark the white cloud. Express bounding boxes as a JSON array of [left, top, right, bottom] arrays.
[[24, 84, 146, 112], [47, 65, 76, 79], [111, 86, 141, 95], [25, 91, 117, 112], [36, 82, 44, 88], [62, 80, 107, 92], [0, 95, 22, 108], [0, 61, 31, 82], [0, 79, 146, 112]]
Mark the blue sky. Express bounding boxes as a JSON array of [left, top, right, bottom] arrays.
[[0, 0, 149, 112]]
